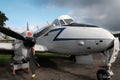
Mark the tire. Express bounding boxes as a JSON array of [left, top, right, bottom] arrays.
[[97, 69, 110, 80]]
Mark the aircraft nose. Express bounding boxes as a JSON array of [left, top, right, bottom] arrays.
[[98, 28, 115, 40]]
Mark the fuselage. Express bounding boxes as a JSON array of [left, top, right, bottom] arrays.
[[36, 26, 115, 55]]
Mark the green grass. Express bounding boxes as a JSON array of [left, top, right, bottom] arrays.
[[35, 53, 66, 58], [0, 54, 11, 62], [0, 53, 65, 62], [0, 53, 61, 60]]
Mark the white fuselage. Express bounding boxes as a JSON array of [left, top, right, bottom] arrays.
[[36, 26, 115, 55]]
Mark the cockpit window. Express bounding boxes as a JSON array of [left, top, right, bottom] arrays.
[[64, 19, 73, 25], [52, 15, 98, 27], [60, 20, 65, 25], [52, 19, 59, 26]]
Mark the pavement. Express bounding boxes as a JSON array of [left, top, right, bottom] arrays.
[[0, 53, 119, 80]]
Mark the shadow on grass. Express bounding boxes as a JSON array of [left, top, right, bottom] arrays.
[[35, 54, 96, 80], [36, 56, 58, 68], [35, 53, 71, 68]]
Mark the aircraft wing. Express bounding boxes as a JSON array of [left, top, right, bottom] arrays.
[[0, 42, 48, 53], [0, 41, 14, 54], [0, 42, 13, 50]]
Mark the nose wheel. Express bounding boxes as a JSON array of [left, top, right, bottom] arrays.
[[97, 69, 110, 80], [97, 38, 119, 80]]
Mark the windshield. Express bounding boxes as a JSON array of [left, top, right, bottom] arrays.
[[64, 19, 73, 25]]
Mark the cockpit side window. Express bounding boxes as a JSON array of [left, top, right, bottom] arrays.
[[64, 19, 73, 25], [52, 19, 59, 26], [60, 20, 65, 25]]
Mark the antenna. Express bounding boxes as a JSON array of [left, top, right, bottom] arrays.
[[47, 21, 50, 25], [36, 26, 40, 30], [27, 22, 29, 31]]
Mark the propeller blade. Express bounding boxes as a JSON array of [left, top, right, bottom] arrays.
[[33, 25, 54, 39], [28, 48, 36, 78], [0, 26, 25, 40]]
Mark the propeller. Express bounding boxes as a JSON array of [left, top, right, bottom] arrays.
[[0, 25, 54, 77], [0, 25, 25, 40]]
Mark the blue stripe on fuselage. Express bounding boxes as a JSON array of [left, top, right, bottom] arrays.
[[49, 28, 112, 41], [50, 28, 65, 41], [50, 28, 65, 32]]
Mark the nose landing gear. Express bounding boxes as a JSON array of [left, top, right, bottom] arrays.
[[97, 38, 119, 80], [97, 69, 110, 80]]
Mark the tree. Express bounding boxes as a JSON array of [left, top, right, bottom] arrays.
[[0, 11, 8, 26]]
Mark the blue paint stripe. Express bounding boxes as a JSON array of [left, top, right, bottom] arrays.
[[54, 38, 111, 41], [50, 28, 65, 32], [49, 28, 112, 41], [53, 28, 65, 41]]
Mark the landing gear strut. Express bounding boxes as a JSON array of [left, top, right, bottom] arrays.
[[97, 38, 119, 80]]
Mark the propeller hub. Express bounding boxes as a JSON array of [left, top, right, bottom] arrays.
[[23, 37, 36, 48], [26, 31, 33, 37]]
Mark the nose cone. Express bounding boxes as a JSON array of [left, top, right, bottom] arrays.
[[90, 28, 115, 40], [26, 31, 33, 37]]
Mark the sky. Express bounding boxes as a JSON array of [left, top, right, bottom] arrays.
[[0, 0, 120, 32]]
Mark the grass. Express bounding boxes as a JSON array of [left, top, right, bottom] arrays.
[[0, 53, 68, 69], [0, 54, 12, 66], [0, 54, 11, 62], [35, 53, 66, 58], [0, 53, 66, 63]]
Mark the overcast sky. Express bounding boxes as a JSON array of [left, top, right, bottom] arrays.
[[0, 0, 120, 31], [36, 0, 120, 31]]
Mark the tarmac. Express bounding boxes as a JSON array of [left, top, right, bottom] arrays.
[[0, 53, 120, 80]]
